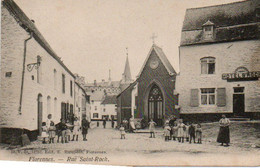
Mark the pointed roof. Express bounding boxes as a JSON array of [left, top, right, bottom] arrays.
[[137, 44, 176, 78], [122, 56, 132, 82], [202, 20, 215, 26]]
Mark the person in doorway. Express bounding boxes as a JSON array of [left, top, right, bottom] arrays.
[[48, 121, 56, 143], [129, 117, 136, 133], [103, 119, 106, 129], [122, 118, 129, 131], [217, 115, 230, 147], [72, 117, 80, 141], [148, 119, 156, 138], [119, 124, 126, 139], [177, 119, 185, 143], [82, 116, 90, 141]]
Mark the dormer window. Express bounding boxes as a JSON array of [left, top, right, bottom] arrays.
[[202, 20, 215, 41]]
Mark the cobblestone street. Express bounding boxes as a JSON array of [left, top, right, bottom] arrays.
[[1, 121, 259, 166]]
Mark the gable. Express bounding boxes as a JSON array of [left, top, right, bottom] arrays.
[[137, 44, 176, 78], [138, 49, 170, 80]]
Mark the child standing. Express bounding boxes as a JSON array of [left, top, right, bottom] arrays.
[[184, 122, 190, 142], [148, 119, 156, 138], [177, 119, 185, 143], [72, 117, 80, 141], [119, 124, 126, 139], [66, 120, 72, 142], [48, 121, 56, 143], [172, 122, 178, 141], [188, 123, 196, 144], [41, 122, 48, 144], [196, 123, 202, 144], [164, 123, 171, 141]]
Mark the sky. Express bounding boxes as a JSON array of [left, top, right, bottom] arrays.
[[15, 0, 240, 83]]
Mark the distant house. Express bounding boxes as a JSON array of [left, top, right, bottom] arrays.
[[101, 95, 117, 121], [176, 0, 260, 121]]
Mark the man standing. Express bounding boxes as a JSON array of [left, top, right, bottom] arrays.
[[81, 116, 90, 141]]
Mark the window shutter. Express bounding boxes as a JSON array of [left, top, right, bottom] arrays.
[[190, 89, 199, 107], [217, 88, 226, 107]]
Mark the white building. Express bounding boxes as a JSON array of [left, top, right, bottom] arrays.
[[176, 0, 260, 121]]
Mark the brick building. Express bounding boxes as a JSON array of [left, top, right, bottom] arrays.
[[0, 0, 88, 143], [176, 0, 260, 121], [117, 44, 178, 126]]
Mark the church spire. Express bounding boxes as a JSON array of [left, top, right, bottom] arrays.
[[122, 48, 132, 83]]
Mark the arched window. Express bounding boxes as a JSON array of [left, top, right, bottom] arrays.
[[148, 84, 163, 126], [47, 96, 51, 115], [200, 57, 215, 74]]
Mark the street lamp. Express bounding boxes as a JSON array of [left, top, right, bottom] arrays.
[[27, 55, 41, 72]]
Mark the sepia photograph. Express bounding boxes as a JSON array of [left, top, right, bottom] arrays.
[[0, 0, 260, 166]]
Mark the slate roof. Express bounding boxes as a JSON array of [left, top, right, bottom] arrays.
[[2, 0, 75, 78], [101, 95, 117, 105], [88, 90, 105, 101], [182, 0, 259, 31], [181, 0, 260, 46], [137, 44, 176, 77]]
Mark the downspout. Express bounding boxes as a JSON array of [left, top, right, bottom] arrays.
[[18, 32, 33, 114]]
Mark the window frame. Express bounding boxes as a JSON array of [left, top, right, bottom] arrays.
[[62, 74, 66, 94], [200, 88, 216, 106], [200, 57, 216, 75]]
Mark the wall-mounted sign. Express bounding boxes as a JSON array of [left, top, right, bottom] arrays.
[[222, 67, 260, 82]]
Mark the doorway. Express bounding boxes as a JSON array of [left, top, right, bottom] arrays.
[[148, 84, 163, 126], [37, 94, 43, 135], [233, 87, 245, 116]]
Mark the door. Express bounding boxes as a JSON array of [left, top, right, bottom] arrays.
[[233, 94, 245, 116], [37, 94, 43, 135], [148, 85, 163, 126]]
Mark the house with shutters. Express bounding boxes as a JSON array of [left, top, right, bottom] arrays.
[[117, 44, 178, 126], [176, 0, 260, 121]]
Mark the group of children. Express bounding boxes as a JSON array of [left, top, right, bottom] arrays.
[[41, 114, 83, 144], [164, 119, 202, 144], [118, 118, 202, 144]]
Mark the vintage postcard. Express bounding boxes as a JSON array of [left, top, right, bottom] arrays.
[[0, 0, 260, 166]]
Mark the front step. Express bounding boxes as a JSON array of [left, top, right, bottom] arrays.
[[229, 117, 250, 121]]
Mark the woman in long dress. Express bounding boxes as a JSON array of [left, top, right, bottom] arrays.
[[217, 115, 231, 146]]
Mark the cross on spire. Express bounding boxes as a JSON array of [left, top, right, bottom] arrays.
[[151, 33, 157, 44], [126, 47, 128, 56]]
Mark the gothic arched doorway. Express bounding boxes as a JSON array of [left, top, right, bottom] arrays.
[[37, 94, 43, 135], [148, 84, 163, 126]]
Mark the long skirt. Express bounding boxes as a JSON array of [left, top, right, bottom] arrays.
[[217, 126, 230, 143]]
